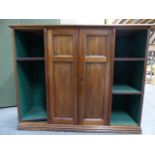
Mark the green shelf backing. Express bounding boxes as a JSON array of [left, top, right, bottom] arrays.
[[113, 61, 144, 91], [15, 30, 47, 121], [115, 29, 148, 58], [15, 30, 44, 58], [17, 61, 47, 121], [111, 95, 141, 125], [112, 85, 141, 94], [111, 111, 137, 126], [112, 29, 147, 126], [22, 105, 47, 121]]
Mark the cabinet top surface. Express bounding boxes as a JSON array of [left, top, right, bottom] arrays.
[[9, 24, 153, 29]]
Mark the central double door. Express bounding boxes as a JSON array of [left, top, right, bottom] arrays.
[[47, 28, 113, 126]]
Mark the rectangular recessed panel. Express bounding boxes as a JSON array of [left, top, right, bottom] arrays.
[[54, 62, 75, 118], [53, 35, 73, 56], [84, 63, 105, 118], [85, 56, 108, 63], [86, 35, 106, 55]]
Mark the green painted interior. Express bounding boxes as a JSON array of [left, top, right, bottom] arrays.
[[15, 30, 44, 58], [15, 29, 47, 121], [17, 61, 47, 121], [113, 61, 144, 91], [111, 29, 147, 126], [0, 19, 59, 108], [111, 111, 137, 126], [111, 95, 141, 125], [112, 84, 141, 94], [115, 29, 148, 58]]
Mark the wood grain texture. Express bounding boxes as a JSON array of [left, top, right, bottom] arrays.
[[107, 29, 116, 125], [18, 122, 141, 134], [53, 35, 73, 55], [44, 28, 50, 123], [85, 56, 107, 63], [9, 25, 151, 30], [12, 29, 21, 122], [79, 29, 114, 125], [48, 29, 78, 124]]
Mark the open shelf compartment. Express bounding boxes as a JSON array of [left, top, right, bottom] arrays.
[[22, 106, 47, 121], [115, 29, 148, 58], [113, 61, 144, 93], [15, 30, 44, 58], [111, 111, 137, 126], [111, 95, 141, 126], [17, 61, 47, 121]]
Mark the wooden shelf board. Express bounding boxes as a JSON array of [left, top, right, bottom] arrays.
[[16, 57, 45, 61], [112, 85, 141, 94], [111, 111, 137, 126], [114, 58, 145, 61]]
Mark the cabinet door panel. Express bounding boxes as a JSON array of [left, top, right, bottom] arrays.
[[85, 63, 105, 118], [79, 29, 113, 125], [48, 30, 78, 124], [54, 62, 75, 118]]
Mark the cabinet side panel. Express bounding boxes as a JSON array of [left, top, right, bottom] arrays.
[[12, 30, 21, 122]]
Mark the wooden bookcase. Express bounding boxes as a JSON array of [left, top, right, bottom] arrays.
[[10, 25, 150, 133]]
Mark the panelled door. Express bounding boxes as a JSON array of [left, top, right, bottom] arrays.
[[47, 29, 78, 124], [79, 29, 113, 125]]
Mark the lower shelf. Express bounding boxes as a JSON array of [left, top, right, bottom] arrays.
[[111, 111, 137, 126], [22, 106, 47, 121]]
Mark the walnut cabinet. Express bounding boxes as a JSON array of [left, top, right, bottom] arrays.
[[10, 25, 150, 133]]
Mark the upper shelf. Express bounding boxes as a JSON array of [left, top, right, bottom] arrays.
[[16, 57, 45, 61], [114, 58, 145, 61]]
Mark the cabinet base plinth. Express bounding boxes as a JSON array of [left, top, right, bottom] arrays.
[[18, 122, 141, 134]]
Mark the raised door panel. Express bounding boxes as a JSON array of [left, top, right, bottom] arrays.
[[79, 29, 113, 125], [48, 29, 78, 124]]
